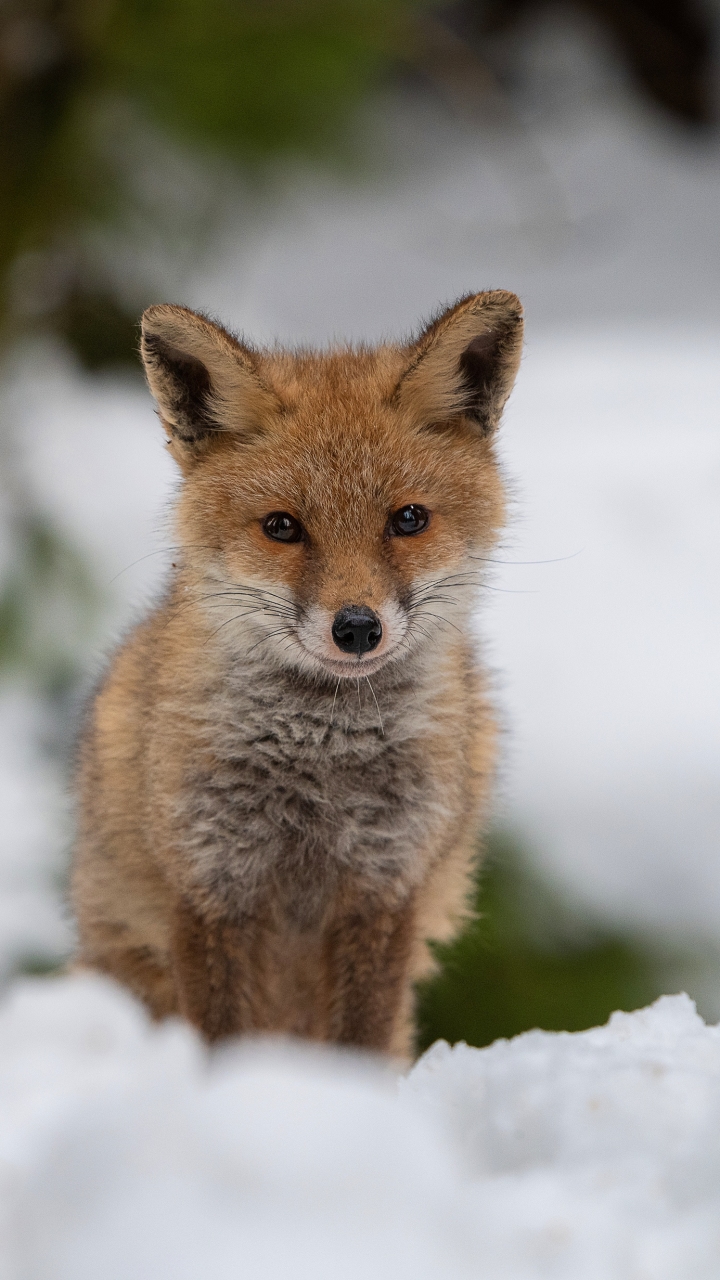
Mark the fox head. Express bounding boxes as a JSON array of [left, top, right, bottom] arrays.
[[140, 292, 523, 683]]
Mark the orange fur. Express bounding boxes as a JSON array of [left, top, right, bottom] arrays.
[[72, 291, 523, 1058]]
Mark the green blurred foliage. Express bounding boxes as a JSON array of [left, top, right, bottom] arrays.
[[0, 0, 426, 369], [0, 510, 99, 696], [416, 832, 677, 1053], [0, 0, 712, 370], [104, 0, 415, 159]]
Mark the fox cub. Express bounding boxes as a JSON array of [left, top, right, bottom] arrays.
[[72, 290, 523, 1058]]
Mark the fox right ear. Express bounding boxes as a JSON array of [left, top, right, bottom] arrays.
[[140, 305, 279, 454], [395, 290, 524, 437]]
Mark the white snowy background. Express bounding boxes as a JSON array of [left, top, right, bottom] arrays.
[[4, 12, 720, 973], [1, 11, 720, 1275]]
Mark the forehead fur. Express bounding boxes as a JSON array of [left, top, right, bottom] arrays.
[[195, 343, 498, 519], [260, 343, 406, 402]]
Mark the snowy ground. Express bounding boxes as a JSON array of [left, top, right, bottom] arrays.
[[3, 972, 720, 1279]]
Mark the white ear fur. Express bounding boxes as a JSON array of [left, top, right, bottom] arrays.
[[395, 290, 523, 435], [140, 304, 279, 449]]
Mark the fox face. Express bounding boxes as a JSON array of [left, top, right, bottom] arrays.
[[141, 293, 523, 682]]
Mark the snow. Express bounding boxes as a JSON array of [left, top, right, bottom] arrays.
[[0, 351, 176, 979], [1, 973, 720, 1278], [487, 327, 720, 936], [0, 691, 72, 978], [7, 349, 176, 625]]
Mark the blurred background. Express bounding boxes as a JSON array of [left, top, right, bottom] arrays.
[[0, 0, 718, 1050]]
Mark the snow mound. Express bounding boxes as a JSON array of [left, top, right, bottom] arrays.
[[2, 975, 720, 1279]]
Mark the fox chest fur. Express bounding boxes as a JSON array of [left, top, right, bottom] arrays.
[[73, 289, 523, 1057], [147, 623, 475, 929]]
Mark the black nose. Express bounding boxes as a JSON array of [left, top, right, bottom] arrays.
[[331, 606, 383, 656]]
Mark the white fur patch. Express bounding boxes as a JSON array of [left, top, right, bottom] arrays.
[[296, 600, 409, 680]]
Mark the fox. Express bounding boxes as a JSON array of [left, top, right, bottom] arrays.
[[71, 289, 523, 1059]]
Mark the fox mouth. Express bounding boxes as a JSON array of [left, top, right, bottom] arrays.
[[297, 644, 397, 679]]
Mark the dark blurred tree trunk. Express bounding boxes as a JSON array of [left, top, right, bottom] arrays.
[[454, 0, 715, 123]]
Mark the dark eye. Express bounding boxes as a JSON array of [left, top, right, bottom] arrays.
[[390, 504, 430, 537], [262, 512, 304, 543]]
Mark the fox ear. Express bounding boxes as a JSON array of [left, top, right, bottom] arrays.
[[395, 290, 523, 436], [140, 305, 278, 453]]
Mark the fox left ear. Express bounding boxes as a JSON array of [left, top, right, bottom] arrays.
[[395, 290, 523, 437], [140, 304, 279, 459]]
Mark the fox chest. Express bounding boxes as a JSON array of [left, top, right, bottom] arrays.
[[171, 698, 461, 923]]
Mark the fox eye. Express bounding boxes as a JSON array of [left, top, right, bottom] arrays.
[[390, 504, 430, 537], [262, 512, 304, 543]]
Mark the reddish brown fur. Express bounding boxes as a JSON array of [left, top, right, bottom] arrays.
[[72, 291, 523, 1059]]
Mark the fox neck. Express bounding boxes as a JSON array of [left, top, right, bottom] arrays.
[[174, 595, 468, 749]]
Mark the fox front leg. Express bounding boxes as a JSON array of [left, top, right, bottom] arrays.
[[170, 897, 272, 1042], [325, 895, 417, 1053]]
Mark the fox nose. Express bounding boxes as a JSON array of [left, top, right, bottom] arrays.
[[331, 606, 383, 656]]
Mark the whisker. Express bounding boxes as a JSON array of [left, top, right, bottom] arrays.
[[329, 678, 341, 728], [409, 594, 465, 608], [409, 571, 483, 591], [202, 608, 294, 649], [408, 623, 434, 644], [107, 548, 175, 585], [412, 609, 462, 635], [406, 578, 482, 605], [195, 600, 288, 619], [210, 584, 299, 610], [277, 635, 298, 655], [191, 587, 297, 615], [203, 612, 251, 644], [245, 627, 296, 656], [467, 550, 583, 566], [395, 636, 416, 659], [106, 542, 221, 585], [172, 588, 297, 623], [415, 581, 538, 597], [169, 598, 292, 628], [365, 677, 384, 736]]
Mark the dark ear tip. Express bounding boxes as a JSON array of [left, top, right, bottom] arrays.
[[479, 290, 524, 324], [140, 303, 189, 335], [484, 288, 522, 308]]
